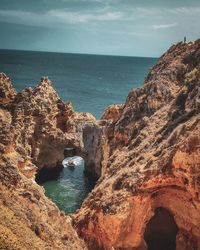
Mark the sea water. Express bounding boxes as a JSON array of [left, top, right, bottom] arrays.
[[0, 49, 157, 118], [0, 49, 157, 213]]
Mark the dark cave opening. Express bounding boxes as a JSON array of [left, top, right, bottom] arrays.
[[144, 207, 178, 250], [35, 164, 64, 184]]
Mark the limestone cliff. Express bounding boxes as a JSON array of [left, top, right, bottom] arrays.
[[0, 74, 96, 173], [74, 40, 200, 249], [0, 158, 87, 250], [1, 39, 200, 250], [0, 74, 95, 249]]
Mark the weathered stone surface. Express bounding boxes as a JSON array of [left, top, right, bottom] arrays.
[[0, 74, 96, 172], [0, 74, 93, 249], [1, 39, 200, 250], [82, 122, 103, 179], [0, 158, 87, 250], [74, 40, 200, 249], [0, 72, 16, 103], [101, 104, 124, 122]]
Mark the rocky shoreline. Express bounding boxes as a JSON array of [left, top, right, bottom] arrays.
[[0, 40, 200, 249], [0, 73, 93, 249], [73, 40, 200, 249]]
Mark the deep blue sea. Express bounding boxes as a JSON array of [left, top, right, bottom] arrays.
[[0, 49, 157, 118], [0, 49, 157, 213]]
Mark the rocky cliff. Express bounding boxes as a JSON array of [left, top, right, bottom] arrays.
[[0, 73, 97, 173], [0, 160, 87, 250], [74, 40, 200, 249], [1, 39, 200, 250], [0, 73, 96, 249]]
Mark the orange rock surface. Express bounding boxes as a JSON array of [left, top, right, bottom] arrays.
[[0, 74, 92, 249], [1, 40, 200, 250], [74, 40, 200, 249]]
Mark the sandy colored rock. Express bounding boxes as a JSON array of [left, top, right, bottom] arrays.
[[0, 159, 87, 249], [0, 73, 16, 103], [0, 74, 97, 172], [1, 39, 200, 250], [0, 74, 93, 249], [74, 40, 200, 249]]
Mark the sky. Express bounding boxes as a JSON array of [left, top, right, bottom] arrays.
[[0, 0, 200, 57]]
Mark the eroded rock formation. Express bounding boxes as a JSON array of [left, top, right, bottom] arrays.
[[1, 39, 200, 250], [0, 74, 96, 249], [0, 159, 87, 249], [73, 40, 200, 249], [0, 74, 97, 173]]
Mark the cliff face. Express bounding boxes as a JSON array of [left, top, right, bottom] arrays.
[[74, 40, 200, 249], [1, 40, 200, 250], [0, 73, 16, 103], [0, 74, 96, 173], [0, 74, 96, 249], [0, 159, 87, 250]]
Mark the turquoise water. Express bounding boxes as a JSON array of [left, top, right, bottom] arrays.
[[41, 159, 94, 213], [0, 49, 157, 213]]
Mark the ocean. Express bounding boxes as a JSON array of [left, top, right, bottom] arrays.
[[0, 49, 157, 213], [0, 49, 157, 118]]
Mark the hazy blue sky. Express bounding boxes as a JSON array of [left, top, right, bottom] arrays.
[[0, 0, 200, 57]]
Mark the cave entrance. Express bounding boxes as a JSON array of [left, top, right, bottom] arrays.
[[144, 207, 178, 250]]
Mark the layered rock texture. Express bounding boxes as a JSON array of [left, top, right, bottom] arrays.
[[0, 73, 94, 249], [74, 40, 200, 249], [0, 164, 87, 250], [0, 73, 97, 174], [1, 40, 200, 250]]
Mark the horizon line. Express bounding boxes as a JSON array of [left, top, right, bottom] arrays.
[[0, 48, 158, 59]]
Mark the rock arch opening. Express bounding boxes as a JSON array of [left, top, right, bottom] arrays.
[[35, 145, 96, 213], [144, 207, 178, 250]]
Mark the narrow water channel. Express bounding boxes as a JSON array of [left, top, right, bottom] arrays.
[[37, 157, 94, 213]]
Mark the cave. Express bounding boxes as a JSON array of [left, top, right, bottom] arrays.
[[144, 207, 178, 250], [64, 147, 77, 158], [35, 164, 63, 184]]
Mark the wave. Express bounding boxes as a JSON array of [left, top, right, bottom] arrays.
[[62, 156, 84, 167]]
